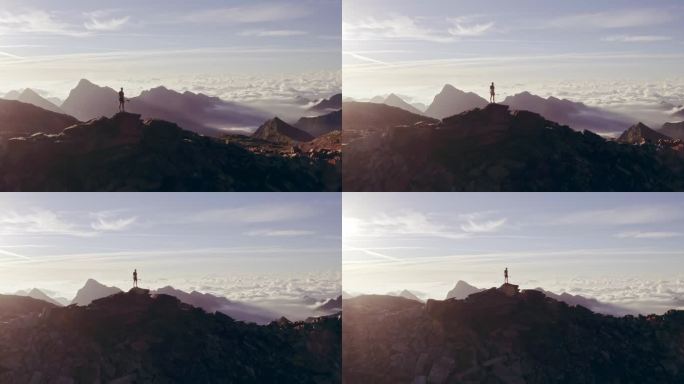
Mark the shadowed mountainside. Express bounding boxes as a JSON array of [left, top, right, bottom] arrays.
[[342, 101, 438, 144], [3, 88, 64, 114], [0, 112, 340, 191], [294, 110, 341, 138], [0, 99, 78, 140], [0, 288, 341, 383], [343, 287, 684, 384], [343, 103, 684, 191]]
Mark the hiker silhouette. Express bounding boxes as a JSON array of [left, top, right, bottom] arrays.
[[133, 269, 138, 288], [489, 82, 496, 104], [504, 267, 509, 284], [118, 88, 126, 112]]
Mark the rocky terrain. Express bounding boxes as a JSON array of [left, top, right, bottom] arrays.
[[0, 112, 340, 191], [618, 122, 670, 144], [661, 121, 684, 140], [343, 103, 684, 191], [294, 110, 342, 138], [343, 286, 684, 384], [0, 288, 341, 384]]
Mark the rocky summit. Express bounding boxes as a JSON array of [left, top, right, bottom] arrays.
[[0, 288, 341, 384], [343, 288, 684, 384], [0, 112, 340, 191], [343, 103, 684, 191]]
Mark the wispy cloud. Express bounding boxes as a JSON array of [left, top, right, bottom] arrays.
[[90, 212, 137, 232], [0, 9, 89, 37], [602, 35, 672, 43], [461, 218, 507, 233], [614, 231, 681, 239], [448, 17, 494, 37], [343, 16, 454, 43], [0, 209, 96, 237], [83, 11, 130, 31]]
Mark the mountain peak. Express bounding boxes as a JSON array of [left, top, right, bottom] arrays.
[[253, 117, 314, 145], [618, 121, 670, 144], [426, 85, 488, 119]]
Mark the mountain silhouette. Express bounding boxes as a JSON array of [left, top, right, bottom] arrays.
[[343, 287, 684, 383], [660, 121, 684, 140], [502, 91, 632, 134], [342, 101, 438, 144], [252, 117, 314, 145], [15, 288, 65, 306], [397, 289, 422, 302], [0, 99, 78, 140], [380, 94, 424, 115], [344, 103, 684, 191], [445, 280, 484, 300], [309, 93, 342, 113], [425, 84, 488, 119], [131, 86, 269, 137], [4, 88, 64, 114], [294, 109, 341, 138], [61, 79, 119, 120], [0, 112, 339, 191], [60, 80, 270, 137], [154, 286, 279, 324], [316, 295, 342, 312], [0, 288, 340, 383], [71, 278, 123, 306], [618, 122, 670, 144]]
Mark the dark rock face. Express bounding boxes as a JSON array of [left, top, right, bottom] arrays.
[[253, 117, 314, 144], [343, 104, 684, 191], [618, 122, 670, 144], [0, 289, 341, 383], [343, 290, 684, 384], [0, 99, 78, 140], [0, 113, 340, 191], [317, 295, 342, 312], [294, 110, 341, 138]]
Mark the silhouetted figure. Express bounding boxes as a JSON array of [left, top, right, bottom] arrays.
[[133, 269, 138, 288], [118, 88, 126, 112], [504, 267, 509, 284], [489, 82, 496, 104]]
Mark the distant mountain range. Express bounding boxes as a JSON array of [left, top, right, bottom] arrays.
[[4, 88, 64, 114], [343, 285, 684, 383], [0, 288, 340, 383], [344, 102, 684, 191], [364, 85, 641, 135], [13, 278, 315, 324]]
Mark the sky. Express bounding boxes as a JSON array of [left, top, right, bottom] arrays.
[[343, 0, 684, 117], [0, 0, 341, 104], [343, 193, 684, 315], [0, 193, 341, 317]]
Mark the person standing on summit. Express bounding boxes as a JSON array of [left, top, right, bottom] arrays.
[[133, 269, 138, 288], [504, 267, 509, 284], [118, 87, 126, 112], [489, 82, 496, 103]]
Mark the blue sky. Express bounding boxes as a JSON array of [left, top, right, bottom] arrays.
[[0, 193, 341, 308], [0, 0, 341, 101], [343, 193, 684, 314], [343, 0, 684, 110]]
